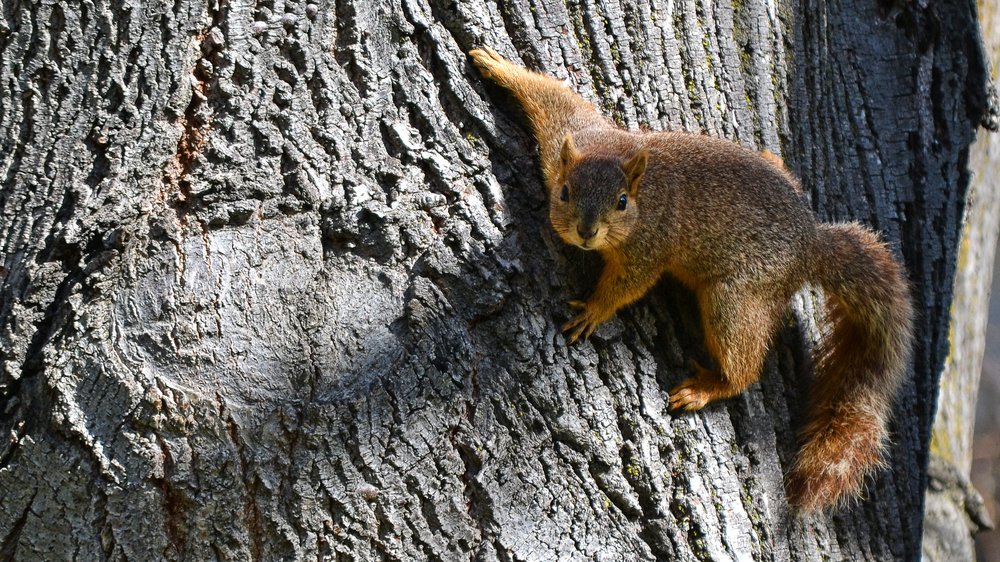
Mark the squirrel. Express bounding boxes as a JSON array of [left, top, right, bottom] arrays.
[[469, 46, 914, 511]]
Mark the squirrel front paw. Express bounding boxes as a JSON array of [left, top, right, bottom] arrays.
[[562, 300, 609, 343]]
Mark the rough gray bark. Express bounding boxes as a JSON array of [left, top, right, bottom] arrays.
[[921, 1, 1000, 560], [921, 88, 1000, 562], [0, 0, 989, 560]]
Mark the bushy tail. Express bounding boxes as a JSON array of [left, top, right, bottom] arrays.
[[786, 223, 914, 511]]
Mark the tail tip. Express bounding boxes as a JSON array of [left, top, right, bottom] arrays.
[[785, 419, 887, 512], [785, 466, 866, 512]]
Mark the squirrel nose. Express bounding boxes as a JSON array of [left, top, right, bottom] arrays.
[[577, 225, 597, 240]]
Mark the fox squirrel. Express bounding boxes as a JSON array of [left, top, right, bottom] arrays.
[[469, 47, 914, 511]]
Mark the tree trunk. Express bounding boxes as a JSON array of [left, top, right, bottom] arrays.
[[921, 125, 999, 560], [921, 1, 1000, 559], [0, 0, 989, 560]]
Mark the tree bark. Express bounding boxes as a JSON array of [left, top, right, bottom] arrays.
[[921, 1, 1000, 559], [921, 133, 1000, 559], [0, 0, 989, 560]]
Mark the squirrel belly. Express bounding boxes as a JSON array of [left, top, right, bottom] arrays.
[[469, 47, 914, 511]]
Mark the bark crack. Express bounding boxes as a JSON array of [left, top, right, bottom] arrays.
[[161, 0, 226, 224], [0, 488, 36, 560], [220, 395, 264, 562], [152, 433, 188, 558]]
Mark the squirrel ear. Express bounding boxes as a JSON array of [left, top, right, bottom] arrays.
[[560, 134, 579, 170], [622, 148, 648, 195]]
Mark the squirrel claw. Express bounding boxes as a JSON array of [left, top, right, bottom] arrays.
[[561, 317, 589, 343], [562, 305, 601, 343]]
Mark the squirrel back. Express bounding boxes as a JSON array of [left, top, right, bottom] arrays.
[[552, 128, 816, 290]]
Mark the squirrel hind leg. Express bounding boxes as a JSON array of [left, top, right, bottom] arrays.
[[669, 285, 783, 412]]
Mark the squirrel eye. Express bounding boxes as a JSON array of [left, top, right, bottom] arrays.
[[560, 185, 570, 202], [617, 193, 628, 210]]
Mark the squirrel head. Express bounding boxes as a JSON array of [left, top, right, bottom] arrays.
[[549, 133, 648, 252]]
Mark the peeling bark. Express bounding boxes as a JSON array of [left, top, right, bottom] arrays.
[[0, 0, 989, 560]]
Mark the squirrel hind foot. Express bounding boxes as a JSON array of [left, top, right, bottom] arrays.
[[668, 381, 715, 412], [668, 362, 737, 412], [469, 47, 511, 79]]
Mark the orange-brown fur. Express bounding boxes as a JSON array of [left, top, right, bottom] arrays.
[[469, 47, 914, 511]]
